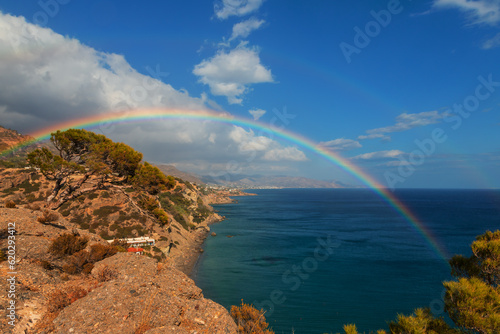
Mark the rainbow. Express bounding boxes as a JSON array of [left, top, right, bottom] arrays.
[[2, 107, 450, 261]]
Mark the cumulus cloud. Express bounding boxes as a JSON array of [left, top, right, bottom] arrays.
[[263, 147, 308, 161], [0, 12, 305, 175], [229, 126, 273, 152], [358, 111, 448, 141], [0, 12, 206, 130], [249, 108, 266, 120], [229, 126, 307, 161], [319, 138, 362, 151], [193, 45, 273, 104], [215, 0, 265, 20], [352, 150, 405, 160], [229, 18, 265, 41], [482, 32, 500, 49], [433, 0, 500, 25]]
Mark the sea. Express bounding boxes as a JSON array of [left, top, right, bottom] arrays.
[[192, 189, 500, 334]]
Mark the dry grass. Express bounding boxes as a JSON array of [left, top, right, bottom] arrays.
[[25, 202, 42, 211], [231, 300, 275, 334], [94, 264, 118, 282], [37, 209, 59, 224], [48, 233, 88, 257], [5, 200, 16, 208], [34, 285, 88, 333], [134, 290, 159, 334]]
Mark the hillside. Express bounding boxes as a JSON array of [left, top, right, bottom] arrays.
[[154, 164, 205, 185], [0, 128, 250, 333], [0, 207, 237, 333], [0, 126, 47, 168]]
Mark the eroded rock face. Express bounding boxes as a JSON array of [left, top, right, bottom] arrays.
[[52, 253, 238, 334]]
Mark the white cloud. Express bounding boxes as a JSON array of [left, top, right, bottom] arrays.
[[229, 126, 307, 161], [249, 108, 266, 120], [357, 133, 391, 141], [358, 110, 448, 140], [215, 0, 265, 20], [0, 12, 207, 127], [319, 138, 362, 151], [229, 126, 273, 152], [353, 150, 405, 160], [193, 45, 273, 104], [0, 12, 304, 174], [482, 32, 500, 49], [263, 147, 308, 161], [229, 18, 265, 41], [433, 0, 500, 25], [386, 160, 412, 167]]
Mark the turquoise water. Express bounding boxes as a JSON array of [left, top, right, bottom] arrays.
[[192, 189, 500, 333]]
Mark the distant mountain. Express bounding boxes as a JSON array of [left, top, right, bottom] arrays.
[[201, 174, 348, 189], [0, 126, 34, 151], [154, 164, 205, 185], [0, 125, 48, 166]]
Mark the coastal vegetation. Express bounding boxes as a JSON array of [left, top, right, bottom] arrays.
[[341, 230, 500, 334], [231, 300, 275, 334]]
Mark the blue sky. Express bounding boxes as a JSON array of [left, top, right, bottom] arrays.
[[0, 0, 499, 188]]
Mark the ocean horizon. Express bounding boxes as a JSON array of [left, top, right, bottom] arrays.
[[193, 188, 500, 333]]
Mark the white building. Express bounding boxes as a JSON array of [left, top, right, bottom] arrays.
[[107, 237, 155, 248]]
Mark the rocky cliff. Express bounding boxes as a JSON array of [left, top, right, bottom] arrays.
[[0, 206, 238, 334]]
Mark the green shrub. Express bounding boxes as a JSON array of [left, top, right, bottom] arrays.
[[93, 205, 120, 218], [99, 230, 112, 240], [58, 202, 72, 216], [18, 179, 41, 194], [138, 195, 159, 211], [26, 193, 37, 203], [185, 181, 195, 191], [132, 162, 169, 195], [153, 208, 169, 226], [87, 192, 99, 200], [79, 222, 90, 230]]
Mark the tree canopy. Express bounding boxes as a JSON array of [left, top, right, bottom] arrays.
[[27, 129, 151, 208]]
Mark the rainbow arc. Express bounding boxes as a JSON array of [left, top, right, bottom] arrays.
[[2, 108, 450, 261]]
